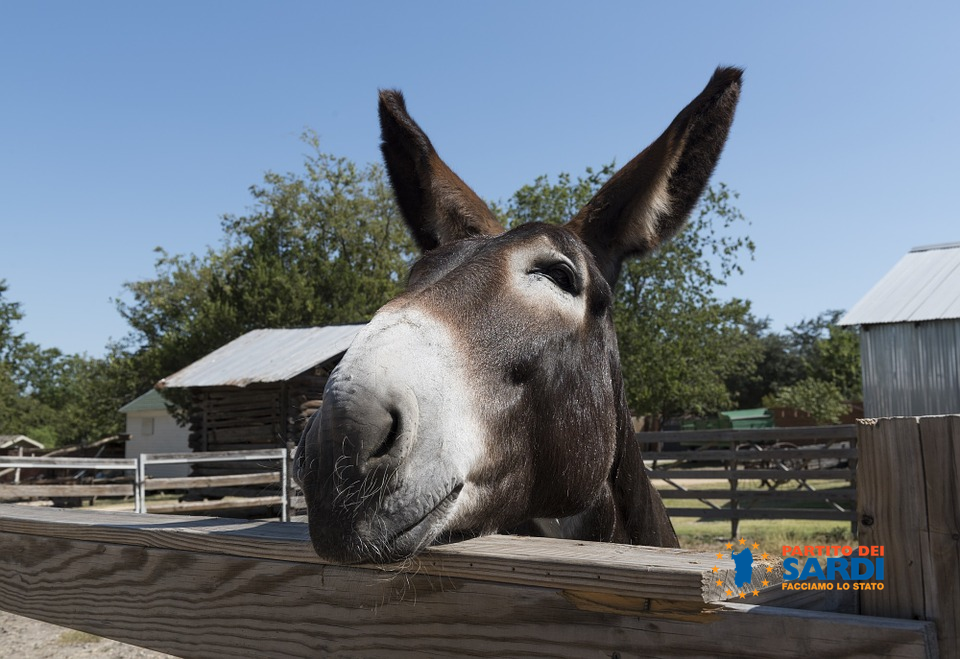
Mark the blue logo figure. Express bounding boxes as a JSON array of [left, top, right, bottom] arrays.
[[732, 548, 754, 587]]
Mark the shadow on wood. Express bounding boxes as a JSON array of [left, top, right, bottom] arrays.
[[0, 504, 938, 658]]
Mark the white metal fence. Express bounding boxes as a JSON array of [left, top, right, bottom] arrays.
[[0, 448, 295, 521]]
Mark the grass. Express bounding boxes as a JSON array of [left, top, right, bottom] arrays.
[[673, 517, 854, 554], [57, 630, 103, 645], [661, 477, 857, 555]]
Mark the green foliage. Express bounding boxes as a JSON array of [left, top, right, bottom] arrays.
[[497, 170, 759, 419], [808, 323, 862, 400], [725, 316, 807, 409], [765, 377, 851, 424], [615, 185, 759, 418], [0, 281, 125, 446], [731, 310, 862, 415], [1, 141, 864, 442], [117, 133, 415, 391]]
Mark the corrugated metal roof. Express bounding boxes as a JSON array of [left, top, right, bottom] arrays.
[[839, 242, 960, 326], [157, 325, 365, 389], [119, 389, 170, 414]]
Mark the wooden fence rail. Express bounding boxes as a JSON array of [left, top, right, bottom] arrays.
[[0, 416, 957, 657], [137, 448, 290, 520], [0, 504, 938, 658], [0, 455, 139, 506], [641, 425, 858, 537]]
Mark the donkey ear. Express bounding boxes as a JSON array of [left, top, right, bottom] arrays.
[[379, 90, 504, 251], [567, 67, 743, 286]]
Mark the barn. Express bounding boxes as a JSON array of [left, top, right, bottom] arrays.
[[156, 325, 364, 474], [840, 241, 960, 417]]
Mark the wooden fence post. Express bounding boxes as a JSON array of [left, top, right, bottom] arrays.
[[729, 438, 739, 539], [858, 415, 960, 658]]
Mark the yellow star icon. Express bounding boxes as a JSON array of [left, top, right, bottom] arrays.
[[767, 566, 774, 573], [739, 538, 746, 545], [752, 542, 760, 550], [726, 542, 733, 549], [752, 589, 759, 597], [739, 592, 746, 599], [712, 565, 719, 573], [716, 580, 723, 587], [761, 552, 769, 560], [716, 553, 723, 559], [726, 589, 733, 597], [762, 579, 769, 587]]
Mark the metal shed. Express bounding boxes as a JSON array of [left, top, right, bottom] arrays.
[[840, 242, 960, 417], [157, 325, 364, 469]]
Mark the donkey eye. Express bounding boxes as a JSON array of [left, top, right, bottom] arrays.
[[532, 262, 580, 295]]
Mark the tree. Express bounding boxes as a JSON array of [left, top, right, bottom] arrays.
[[0, 281, 126, 445], [726, 315, 807, 409], [727, 308, 863, 423], [0, 281, 55, 440], [766, 377, 850, 425], [808, 323, 862, 401], [0, 280, 25, 365], [497, 170, 758, 420], [117, 134, 415, 391]]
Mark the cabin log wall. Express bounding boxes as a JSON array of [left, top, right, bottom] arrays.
[[186, 367, 330, 478]]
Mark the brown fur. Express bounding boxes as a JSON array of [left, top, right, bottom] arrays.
[[296, 68, 742, 563]]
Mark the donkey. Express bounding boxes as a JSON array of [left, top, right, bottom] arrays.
[[296, 67, 742, 564]]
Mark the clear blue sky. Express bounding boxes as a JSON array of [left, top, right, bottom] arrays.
[[2, 1, 958, 357]]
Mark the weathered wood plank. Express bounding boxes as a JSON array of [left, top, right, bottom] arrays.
[[667, 508, 858, 521], [644, 425, 857, 444], [658, 488, 856, 501], [209, 426, 280, 443], [0, 456, 137, 470], [145, 496, 282, 514], [142, 449, 285, 463], [0, 483, 134, 498], [648, 468, 854, 480], [858, 415, 960, 659], [0, 505, 773, 603], [0, 529, 936, 658], [145, 472, 281, 491], [647, 447, 857, 461], [918, 415, 960, 658], [189, 442, 284, 453], [857, 417, 927, 620]]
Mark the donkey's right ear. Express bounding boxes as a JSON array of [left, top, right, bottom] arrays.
[[379, 90, 504, 252]]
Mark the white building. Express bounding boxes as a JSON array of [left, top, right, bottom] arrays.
[[119, 390, 191, 477]]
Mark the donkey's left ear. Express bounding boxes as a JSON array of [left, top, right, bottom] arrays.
[[609, 429, 680, 548], [567, 67, 742, 286], [379, 90, 504, 252]]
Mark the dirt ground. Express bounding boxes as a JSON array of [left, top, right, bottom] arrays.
[[0, 610, 176, 658]]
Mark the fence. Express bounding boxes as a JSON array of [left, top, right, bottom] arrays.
[[641, 425, 858, 537], [0, 456, 138, 502], [0, 416, 957, 656], [0, 449, 294, 520]]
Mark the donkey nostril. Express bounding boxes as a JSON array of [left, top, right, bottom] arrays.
[[369, 410, 402, 460]]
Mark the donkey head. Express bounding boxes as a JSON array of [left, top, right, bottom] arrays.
[[296, 67, 742, 564]]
